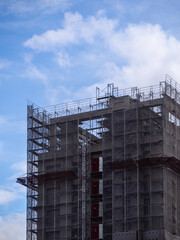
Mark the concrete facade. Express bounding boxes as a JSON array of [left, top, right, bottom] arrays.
[[17, 76, 180, 240]]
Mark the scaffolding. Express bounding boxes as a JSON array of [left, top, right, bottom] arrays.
[[17, 75, 180, 240]]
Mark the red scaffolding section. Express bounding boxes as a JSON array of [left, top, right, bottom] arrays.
[[17, 170, 77, 189], [108, 156, 180, 174]]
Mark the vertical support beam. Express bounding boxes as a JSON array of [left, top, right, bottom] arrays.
[[163, 165, 166, 239], [149, 106, 152, 231], [82, 139, 86, 240], [42, 112, 45, 240], [27, 105, 34, 240], [149, 167, 152, 230], [65, 121, 68, 239], [112, 110, 114, 236], [124, 109, 127, 233], [53, 122, 57, 240], [136, 103, 140, 240], [77, 119, 80, 239]]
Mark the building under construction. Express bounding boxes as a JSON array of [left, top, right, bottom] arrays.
[[18, 75, 180, 240]]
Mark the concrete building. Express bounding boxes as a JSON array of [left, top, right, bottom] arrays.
[[18, 75, 180, 240]]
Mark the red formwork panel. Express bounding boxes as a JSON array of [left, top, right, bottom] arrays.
[[91, 203, 99, 218], [91, 224, 99, 240], [91, 158, 99, 173], [91, 180, 99, 195]]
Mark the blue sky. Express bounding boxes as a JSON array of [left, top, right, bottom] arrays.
[[1, 0, 180, 239]]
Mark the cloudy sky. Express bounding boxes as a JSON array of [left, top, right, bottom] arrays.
[[1, 0, 180, 239]]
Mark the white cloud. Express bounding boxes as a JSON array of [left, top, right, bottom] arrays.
[[9, 160, 26, 180], [96, 62, 122, 85], [0, 141, 3, 156], [24, 12, 117, 51], [22, 52, 71, 103], [23, 52, 33, 63], [24, 12, 180, 98], [105, 23, 180, 87], [0, 0, 71, 15], [38, 0, 71, 13], [0, 180, 26, 204], [0, 115, 26, 134], [22, 63, 48, 85], [0, 58, 11, 70], [56, 52, 71, 68], [22, 53, 48, 86], [0, 213, 25, 240], [11, 161, 26, 173], [0, 116, 6, 125], [0, 189, 18, 205], [45, 85, 71, 105]]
